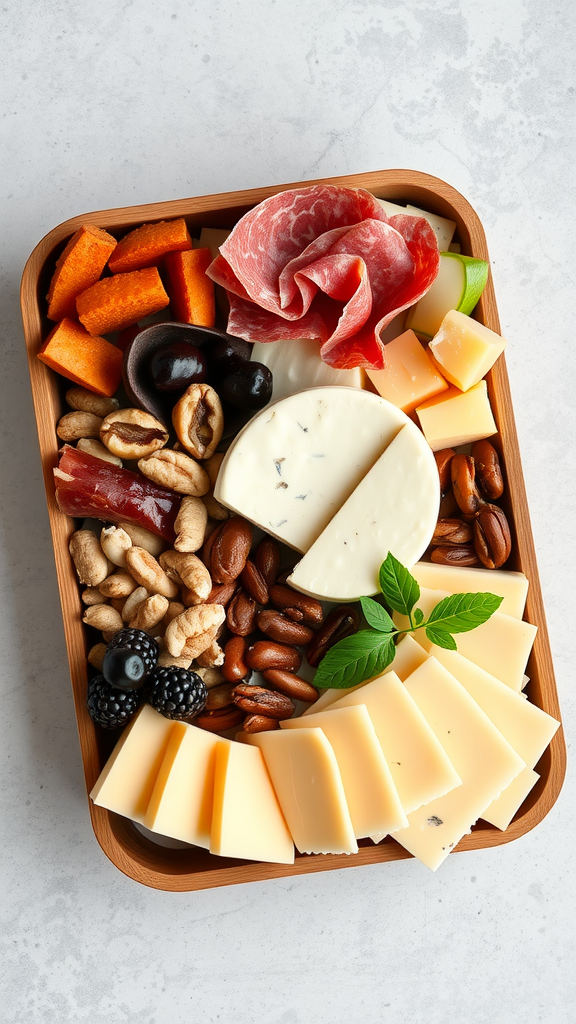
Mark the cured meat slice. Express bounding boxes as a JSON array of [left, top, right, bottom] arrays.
[[207, 186, 440, 370]]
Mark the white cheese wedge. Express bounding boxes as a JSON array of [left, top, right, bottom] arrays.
[[394, 658, 525, 870], [241, 727, 358, 855], [214, 387, 408, 553], [410, 562, 529, 619], [210, 740, 294, 864], [250, 337, 363, 404], [287, 422, 439, 600], [90, 705, 175, 824], [144, 723, 219, 848], [281, 705, 408, 838], [328, 670, 461, 817]]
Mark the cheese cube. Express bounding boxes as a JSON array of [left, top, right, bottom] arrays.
[[242, 728, 358, 855], [429, 310, 507, 392], [281, 705, 408, 838], [251, 337, 363, 404], [411, 562, 529, 619], [210, 740, 294, 864], [416, 380, 497, 450], [144, 724, 219, 848], [395, 658, 525, 870], [366, 330, 448, 414]]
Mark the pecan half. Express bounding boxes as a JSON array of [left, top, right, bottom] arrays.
[[138, 449, 210, 496], [430, 545, 480, 567], [100, 408, 169, 459], [245, 640, 302, 673], [164, 603, 226, 659], [473, 503, 511, 569], [471, 440, 504, 500], [262, 669, 318, 703], [269, 585, 324, 627], [434, 448, 456, 494], [254, 538, 281, 588], [257, 609, 314, 645], [431, 518, 474, 547], [222, 636, 251, 683], [306, 605, 359, 668], [172, 383, 224, 460], [451, 454, 483, 516], [240, 560, 269, 605], [232, 683, 294, 720], [242, 715, 280, 734], [226, 589, 258, 636], [210, 517, 253, 584], [195, 705, 245, 732]]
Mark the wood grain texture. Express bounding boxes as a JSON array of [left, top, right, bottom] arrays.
[[20, 168, 566, 891]]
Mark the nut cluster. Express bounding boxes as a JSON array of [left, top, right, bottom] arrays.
[[430, 440, 511, 569]]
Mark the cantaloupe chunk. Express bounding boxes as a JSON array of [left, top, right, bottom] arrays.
[[38, 319, 123, 396], [164, 247, 215, 327], [108, 218, 192, 274], [76, 268, 169, 335], [47, 224, 117, 321]]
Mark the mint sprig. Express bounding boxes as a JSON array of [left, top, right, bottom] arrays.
[[314, 553, 503, 690]]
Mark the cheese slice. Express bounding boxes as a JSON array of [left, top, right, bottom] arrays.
[[329, 671, 461, 816], [287, 423, 439, 599], [214, 387, 408, 553], [250, 337, 363, 404], [394, 658, 525, 870], [482, 768, 540, 830], [281, 705, 408, 838], [405, 205, 457, 252], [144, 724, 219, 848], [210, 740, 294, 864], [242, 728, 358, 855], [411, 562, 529, 619], [90, 705, 175, 823]]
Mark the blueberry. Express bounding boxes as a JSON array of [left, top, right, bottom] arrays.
[[219, 362, 273, 411], [102, 648, 148, 690]]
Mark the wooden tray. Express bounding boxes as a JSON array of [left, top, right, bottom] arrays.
[[20, 169, 566, 890]]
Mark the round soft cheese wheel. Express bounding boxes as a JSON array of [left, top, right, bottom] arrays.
[[214, 387, 410, 554]]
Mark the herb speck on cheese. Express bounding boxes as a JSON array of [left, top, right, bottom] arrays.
[[427, 816, 443, 827]]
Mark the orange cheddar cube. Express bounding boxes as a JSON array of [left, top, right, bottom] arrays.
[[76, 268, 170, 335], [38, 319, 123, 396], [46, 224, 117, 321], [366, 329, 448, 415], [108, 218, 192, 274], [164, 248, 215, 327]]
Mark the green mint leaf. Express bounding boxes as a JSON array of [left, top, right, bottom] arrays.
[[359, 596, 395, 633], [425, 626, 458, 650], [313, 630, 396, 690], [379, 552, 420, 616], [426, 592, 503, 634], [414, 607, 424, 626]]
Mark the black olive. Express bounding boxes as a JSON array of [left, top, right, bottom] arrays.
[[219, 362, 273, 411], [208, 335, 253, 377], [149, 341, 207, 392]]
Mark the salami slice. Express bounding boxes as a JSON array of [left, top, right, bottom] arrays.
[[207, 185, 440, 369]]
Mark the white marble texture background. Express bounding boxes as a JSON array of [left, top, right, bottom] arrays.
[[1, 1, 575, 1021]]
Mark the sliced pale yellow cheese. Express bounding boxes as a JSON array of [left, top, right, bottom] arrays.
[[210, 740, 294, 864], [287, 422, 439, 600], [144, 724, 219, 848], [429, 310, 507, 392], [329, 671, 461, 816], [250, 337, 363, 404], [416, 380, 497, 451], [281, 705, 408, 838], [196, 227, 231, 260], [394, 658, 525, 870], [411, 562, 529, 619], [366, 329, 448, 414], [482, 768, 540, 830], [405, 205, 457, 252], [90, 705, 175, 823], [242, 728, 358, 855]]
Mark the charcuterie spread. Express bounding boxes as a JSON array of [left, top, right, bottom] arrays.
[[28, 181, 561, 876]]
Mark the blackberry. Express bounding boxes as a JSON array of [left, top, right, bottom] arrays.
[[146, 667, 207, 721], [87, 675, 142, 730], [105, 629, 159, 674]]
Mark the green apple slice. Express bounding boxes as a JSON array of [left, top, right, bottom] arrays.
[[405, 252, 489, 340]]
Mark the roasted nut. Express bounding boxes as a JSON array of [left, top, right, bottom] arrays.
[[254, 537, 281, 588], [242, 715, 280, 733], [100, 408, 169, 459], [117, 522, 167, 558], [57, 411, 103, 442], [196, 640, 225, 668], [157, 649, 194, 670], [210, 517, 253, 584], [172, 383, 224, 460], [226, 589, 258, 636], [434, 448, 456, 494], [240, 560, 269, 605], [245, 640, 302, 673], [204, 451, 225, 487], [130, 593, 169, 633], [204, 682, 236, 712], [473, 503, 511, 569], [202, 492, 230, 521], [194, 666, 226, 689], [81, 587, 109, 606], [110, 598, 126, 614], [472, 440, 504, 500], [82, 604, 124, 634], [195, 705, 245, 732], [162, 601, 186, 629], [202, 521, 222, 568], [439, 490, 459, 519], [125, 546, 179, 599], [87, 642, 107, 671], [431, 518, 474, 547], [451, 454, 484, 516], [257, 609, 314, 646], [269, 585, 324, 627], [121, 586, 148, 623], [164, 603, 226, 659], [223, 636, 251, 683], [159, 550, 212, 603], [207, 579, 239, 608], [232, 683, 294, 720], [99, 569, 138, 599], [306, 605, 360, 668], [76, 438, 123, 466], [138, 449, 210, 496], [100, 525, 133, 568], [262, 669, 318, 703], [69, 529, 111, 586], [174, 496, 208, 553], [66, 387, 119, 417], [430, 545, 480, 567]]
